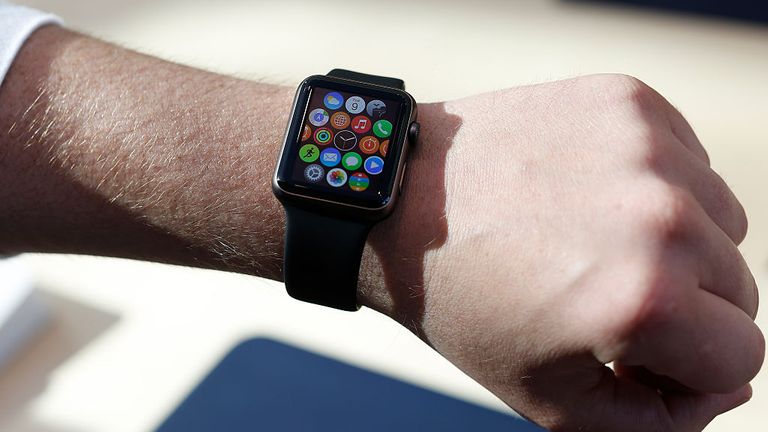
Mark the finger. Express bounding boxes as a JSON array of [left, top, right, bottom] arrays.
[[613, 363, 693, 393], [529, 361, 753, 431], [665, 106, 709, 166], [652, 137, 748, 244], [665, 384, 753, 431], [533, 364, 675, 432], [683, 159, 748, 245], [644, 84, 710, 165], [620, 283, 765, 393], [613, 365, 753, 431], [684, 197, 758, 318]]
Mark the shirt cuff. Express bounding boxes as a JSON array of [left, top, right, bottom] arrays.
[[0, 3, 62, 89]]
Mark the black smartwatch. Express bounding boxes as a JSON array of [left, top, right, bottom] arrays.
[[272, 69, 419, 311]]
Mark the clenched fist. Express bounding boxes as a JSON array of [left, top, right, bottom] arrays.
[[365, 74, 764, 431]]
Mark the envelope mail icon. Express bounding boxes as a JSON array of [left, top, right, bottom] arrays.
[[323, 153, 338, 162]]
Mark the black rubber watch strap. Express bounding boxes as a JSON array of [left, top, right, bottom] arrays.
[[327, 69, 405, 90], [283, 205, 371, 311], [280, 70, 404, 311]]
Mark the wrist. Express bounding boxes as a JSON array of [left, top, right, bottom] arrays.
[[358, 101, 460, 333]]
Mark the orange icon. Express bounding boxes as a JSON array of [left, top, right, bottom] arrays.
[[330, 112, 351, 130], [379, 140, 389, 157], [359, 136, 380, 155], [302, 124, 312, 141]]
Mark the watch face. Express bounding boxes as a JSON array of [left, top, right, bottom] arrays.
[[275, 76, 413, 209]]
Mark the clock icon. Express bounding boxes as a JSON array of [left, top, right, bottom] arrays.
[[334, 130, 358, 151]]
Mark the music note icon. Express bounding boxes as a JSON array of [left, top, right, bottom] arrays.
[[351, 115, 371, 134]]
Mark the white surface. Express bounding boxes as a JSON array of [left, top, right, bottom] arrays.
[[0, 2, 60, 87], [2, 0, 768, 431]]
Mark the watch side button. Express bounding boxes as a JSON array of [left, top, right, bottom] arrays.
[[408, 121, 420, 146]]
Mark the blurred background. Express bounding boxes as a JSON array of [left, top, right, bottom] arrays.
[[1, 0, 767, 430]]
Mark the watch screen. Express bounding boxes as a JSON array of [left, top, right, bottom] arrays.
[[277, 80, 411, 209]]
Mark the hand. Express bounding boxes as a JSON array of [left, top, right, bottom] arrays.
[[364, 74, 764, 431]]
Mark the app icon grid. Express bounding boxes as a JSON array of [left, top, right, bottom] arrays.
[[296, 88, 399, 195]]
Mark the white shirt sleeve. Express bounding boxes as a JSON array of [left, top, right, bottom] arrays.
[[0, 2, 62, 88]]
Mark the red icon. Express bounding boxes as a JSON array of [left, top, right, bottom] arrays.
[[351, 115, 372, 134], [359, 136, 379, 155], [379, 140, 389, 157], [302, 124, 312, 141]]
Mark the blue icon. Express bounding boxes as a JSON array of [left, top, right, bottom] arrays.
[[320, 148, 341, 167], [366, 99, 386, 118], [364, 156, 384, 175], [324, 92, 344, 110], [308, 108, 329, 127]]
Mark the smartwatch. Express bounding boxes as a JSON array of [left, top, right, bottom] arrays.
[[272, 69, 419, 311]]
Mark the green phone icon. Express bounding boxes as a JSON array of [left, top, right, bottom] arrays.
[[373, 120, 392, 138]]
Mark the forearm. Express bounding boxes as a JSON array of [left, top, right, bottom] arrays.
[[0, 26, 289, 276], [0, 26, 445, 321]]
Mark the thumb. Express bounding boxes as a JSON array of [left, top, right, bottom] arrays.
[[612, 363, 753, 431], [568, 366, 750, 431], [665, 384, 752, 431]]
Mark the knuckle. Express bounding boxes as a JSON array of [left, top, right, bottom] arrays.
[[596, 266, 686, 362], [570, 74, 667, 141], [727, 192, 749, 243], [603, 73, 647, 92], [709, 174, 750, 243], [630, 267, 684, 329], [752, 272, 760, 319], [581, 73, 657, 106], [633, 130, 669, 171], [557, 74, 667, 130], [636, 184, 696, 245], [724, 325, 765, 391], [607, 264, 686, 346], [748, 328, 765, 380]]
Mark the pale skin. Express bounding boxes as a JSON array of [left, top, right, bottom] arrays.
[[0, 26, 763, 431]]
